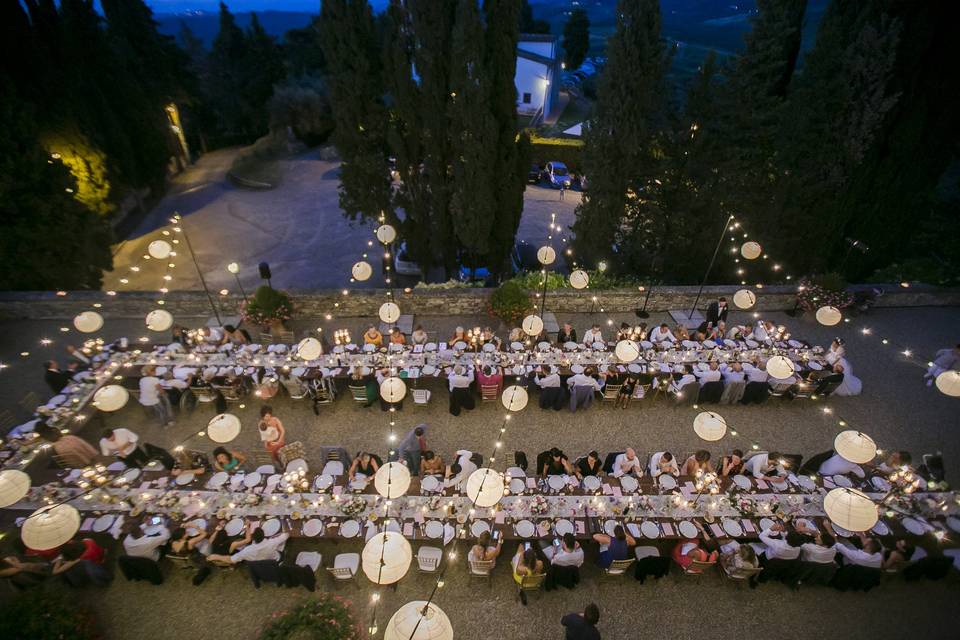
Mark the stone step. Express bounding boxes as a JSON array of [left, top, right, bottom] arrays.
[[668, 309, 703, 328]]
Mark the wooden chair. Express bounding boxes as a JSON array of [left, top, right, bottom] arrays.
[[604, 558, 635, 578], [479, 384, 500, 402], [412, 388, 431, 406], [468, 558, 495, 586], [259, 332, 274, 344], [212, 383, 243, 402], [682, 559, 718, 577], [347, 385, 368, 403], [602, 384, 622, 401], [719, 562, 762, 586], [516, 572, 546, 602]]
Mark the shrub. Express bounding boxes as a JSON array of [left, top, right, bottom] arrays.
[[0, 590, 98, 640], [508, 269, 644, 291], [796, 273, 854, 311], [488, 280, 532, 325], [241, 285, 295, 326], [527, 132, 584, 172], [258, 595, 363, 640]]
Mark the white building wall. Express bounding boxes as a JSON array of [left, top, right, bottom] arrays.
[[515, 57, 551, 115], [517, 40, 555, 60]]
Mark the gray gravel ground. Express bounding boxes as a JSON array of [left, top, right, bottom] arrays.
[[1, 305, 959, 639]]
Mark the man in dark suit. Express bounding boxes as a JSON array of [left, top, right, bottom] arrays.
[[44, 361, 71, 394], [705, 297, 729, 326]]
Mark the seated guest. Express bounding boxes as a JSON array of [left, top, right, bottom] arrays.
[[221, 324, 249, 346], [616, 375, 638, 408], [694, 361, 722, 384], [671, 538, 718, 573], [924, 344, 960, 386], [568, 367, 602, 412], [44, 361, 71, 394], [720, 449, 745, 476], [420, 450, 444, 477], [567, 367, 602, 393], [674, 324, 690, 341], [649, 451, 679, 478], [882, 539, 917, 570], [615, 322, 633, 342], [723, 362, 746, 383], [36, 424, 98, 467], [542, 448, 574, 477], [650, 323, 676, 343], [171, 448, 209, 477], [798, 526, 837, 564], [122, 521, 171, 561], [348, 451, 380, 480], [100, 428, 149, 468], [445, 450, 478, 489], [806, 362, 845, 395], [742, 360, 769, 382], [818, 452, 866, 478], [758, 523, 803, 560], [410, 325, 429, 345], [51, 539, 109, 583], [670, 365, 697, 396], [212, 446, 247, 473], [557, 322, 577, 344], [168, 527, 213, 585], [611, 448, 643, 478], [681, 450, 714, 476], [208, 523, 288, 565], [551, 533, 585, 568], [481, 327, 501, 349], [389, 328, 406, 345], [476, 365, 503, 393], [593, 525, 635, 568], [877, 450, 912, 474], [823, 522, 883, 568], [513, 546, 545, 603], [449, 326, 468, 345], [745, 451, 787, 480], [469, 531, 503, 564], [696, 523, 759, 578], [582, 323, 603, 346], [363, 325, 383, 347], [599, 365, 622, 388], [575, 451, 603, 479], [535, 365, 563, 410], [507, 327, 525, 343]]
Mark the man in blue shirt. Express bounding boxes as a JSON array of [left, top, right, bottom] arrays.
[[561, 604, 600, 640]]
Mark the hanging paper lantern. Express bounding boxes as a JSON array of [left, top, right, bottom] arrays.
[[145, 309, 174, 332], [148, 240, 172, 260], [207, 413, 241, 444], [501, 385, 529, 411], [92, 385, 129, 412], [614, 340, 640, 363], [227, 262, 240, 274], [297, 337, 323, 360], [815, 306, 842, 326], [823, 488, 878, 532], [73, 311, 103, 333], [536, 246, 556, 265], [693, 412, 727, 442], [740, 241, 762, 260], [834, 430, 877, 464], [379, 302, 401, 323], [374, 462, 412, 499], [362, 531, 412, 584], [521, 314, 543, 337], [376, 224, 397, 245], [935, 370, 960, 397], [380, 376, 407, 403], [733, 289, 756, 310], [766, 355, 796, 380], [383, 601, 453, 640], [352, 261, 373, 281], [21, 504, 81, 551], [465, 468, 505, 507], [569, 270, 589, 289], [0, 470, 31, 508]]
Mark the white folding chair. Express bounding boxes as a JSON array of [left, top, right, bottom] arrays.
[[635, 546, 660, 561], [468, 558, 495, 586], [604, 558, 635, 577], [416, 546, 442, 573], [413, 389, 431, 405], [322, 460, 344, 476], [327, 553, 360, 582], [296, 551, 322, 573]]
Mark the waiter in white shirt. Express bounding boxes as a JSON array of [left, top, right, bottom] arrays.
[[445, 450, 478, 489], [612, 448, 644, 478], [582, 324, 603, 346], [823, 522, 882, 567], [694, 361, 722, 385], [818, 453, 866, 478], [122, 521, 171, 561], [650, 323, 676, 343], [100, 427, 150, 468], [447, 365, 474, 391], [758, 524, 803, 560]]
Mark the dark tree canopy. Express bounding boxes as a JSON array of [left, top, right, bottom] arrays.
[[562, 7, 590, 70]]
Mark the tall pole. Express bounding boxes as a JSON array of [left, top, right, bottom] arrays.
[[181, 218, 222, 325], [688, 214, 735, 320], [232, 273, 248, 300]]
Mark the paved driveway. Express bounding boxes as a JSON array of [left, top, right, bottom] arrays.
[[104, 149, 582, 293]]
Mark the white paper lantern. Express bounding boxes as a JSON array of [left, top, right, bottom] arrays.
[[374, 462, 412, 498], [935, 370, 960, 397], [73, 311, 103, 333], [693, 411, 727, 442], [536, 246, 556, 265], [465, 468, 504, 507], [834, 430, 877, 464], [0, 469, 31, 508], [815, 305, 842, 326], [733, 289, 756, 310], [569, 269, 589, 289], [384, 601, 453, 640], [362, 531, 412, 584], [823, 488, 878, 532], [376, 224, 397, 245], [207, 413, 241, 444], [766, 355, 796, 380], [297, 337, 323, 360], [21, 504, 81, 551], [740, 241, 762, 260], [227, 262, 240, 274], [148, 239, 172, 259], [380, 376, 407, 403], [145, 309, 174, 332], [352, 261, 373, 281], [521, 314, 543, 337], [92, 384, 129, 412], [501, 385, 529, 411], [614, 339, 640, 362], [379, 302, 401, 324]]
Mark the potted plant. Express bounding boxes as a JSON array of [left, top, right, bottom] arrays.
[[0, 590, 99, 639], [258, 595, 363, 640], [488, 280, 532, 326], [241, 285, 294, 333]]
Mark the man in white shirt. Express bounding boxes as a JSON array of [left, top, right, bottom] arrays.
[[648, 451, 679, 478], [447, 365, 474, 391], [210, 525, 289, 564], [535, 365, 561, 388], [582, 324, 603, 346], [612, 448, 643, 478], [817, 453, 866, 478], [139, 365, 174, 426], [722, 362, 746, 382], [549, 533, 584, 567], [566, 371, 602, 392], [799, 528, 837, 564], [670, 366, 697, 396], [122, 521, 171, 561], [742, 362, 769, 383], [445, 450, 478, 489], [758, 524, 803, 560], [694, 361, 722, 385], [99, 428, 149, 467], [650, 323, 676, 343], [744, 451, 786, 479]]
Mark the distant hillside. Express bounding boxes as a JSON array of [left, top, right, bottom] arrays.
[[155, 10, 314, 45]]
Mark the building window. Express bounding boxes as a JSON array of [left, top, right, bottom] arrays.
[[522, 92, 532, 104]]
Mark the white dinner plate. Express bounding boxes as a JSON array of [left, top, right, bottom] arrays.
[[421, 475, 440, 492], [424, 343, 437, 352], [659, 475, 677, 490], [724, 339, 738, 348], [302, 519, 324, 537], [453, 341, 467, 351], [548, 475, 566, 490], [207, 471, 229, 489], [703, 340, 717, 349], [808, 361, 823, 371], [788, 340, 803, 348], [641, 521, 661, 539], [582, 475, 601, 491], [175, 472, 195, 486], [759, 518, 775, 531], [509, 478, 525, 494], [92, 515, 115, 533], [832, 524, 853, 537], [832, 475, 853, 488], [383, 519, 401, 534], [798, 476, 817, 491], [261, 518, 281, 537], [722, 519, 744, 537], [340, 519, 361, 538], [682, 340, 697, 349], [592, 342, 605, 350], [471, 521, 490, 537], [745, 340, 759, 348], [902, 518, 927, 535], [620, 476, 639, 493], [640, 340, 653, 349], [871, 476, 891, 491], [627, 363, 642, 373], [422, 365, 436, 375], [286, 459, 308, 474], [570, 364, 584, 374], [770, 479, 789, 492], [482, 342, 495, 353], [564, 342, 579, 351], [678, 521, 698, 539], [225, 518, 245, 536], [349, 478, 367, 491], [555, 520, 575, 537], [314, 474, 334, 490], [515, 519, 536, 538], [537, 341, 551, 351], [947, 517, 960, 534], [871, 520, 890, 536], [120, 468, 141, 483], [243, 472, 262, 488], [603, 519, 619, 537], [511, 342, 524, 351], [424, 521, 444, 539], [733, 475, 752, 490]]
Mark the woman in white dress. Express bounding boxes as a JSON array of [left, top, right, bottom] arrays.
[[832, 358, 862, 396], [825, 339, 846, 366]]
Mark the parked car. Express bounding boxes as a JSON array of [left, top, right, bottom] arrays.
[[510, 240, 541, 273], [544, 161, 573, 189], [393, 241, 422, 277], [528, 164, 541, 183]]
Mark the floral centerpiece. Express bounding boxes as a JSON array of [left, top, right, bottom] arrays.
[[339, 496, 367, 518], [529, 495, 549, 515], [241, 285, 294, 330]]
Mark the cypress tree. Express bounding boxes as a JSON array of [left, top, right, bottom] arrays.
[[561, 7, 590, 70], [245, 13, 286, 134], [207, 1, 256, 142]]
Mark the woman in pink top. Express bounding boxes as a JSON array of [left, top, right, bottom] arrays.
[[476, 365, 503, 394], [257, 405, 286, 463]]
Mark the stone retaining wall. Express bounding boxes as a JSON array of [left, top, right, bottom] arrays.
[[1, 284, 957, 320]]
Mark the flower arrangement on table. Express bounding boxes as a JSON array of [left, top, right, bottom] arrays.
[[339, 496, 367, 517], [241, 285, 295, 328], [734, 496, 757, 517], [244, 494, 262, 507], [529, 495, 550, 515], [427, 496, 443, 512]]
